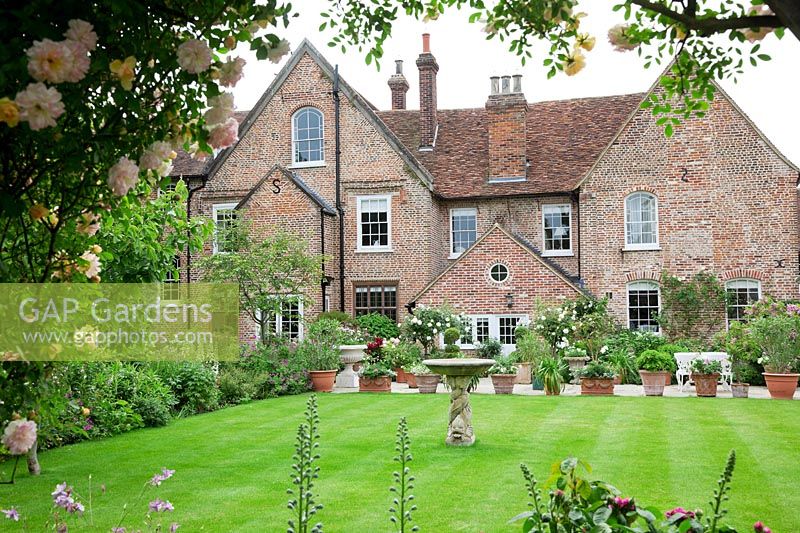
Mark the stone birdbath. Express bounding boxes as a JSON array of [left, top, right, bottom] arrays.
[[336, 345, 366, 388], [423, 358, 496, 447]]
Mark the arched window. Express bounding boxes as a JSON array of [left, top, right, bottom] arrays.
[[625, 192, 658, 249], [726, 279, 761, 324], [627, 281, 660, 332], [292, 107, 324, 165]]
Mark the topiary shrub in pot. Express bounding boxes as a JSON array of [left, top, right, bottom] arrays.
[[691, 358, 722, 397], [577, 360, 615, 396], [296, 339, 340, 393], [636, 349, 676, 396], [488, 356, 518, 394]]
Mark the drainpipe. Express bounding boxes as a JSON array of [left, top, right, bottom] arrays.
[[573, 189, 581, 280], [185, 175, 209, 284], [320, 208, 328, 312], [333, 65, 345, 312]]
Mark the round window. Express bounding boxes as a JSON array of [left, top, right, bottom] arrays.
[[489, 263, 509, 283]]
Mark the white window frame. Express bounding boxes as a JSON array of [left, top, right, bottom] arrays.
[[725, 279, 761, 327], [290, 107, 325, 169], [458, 314, 529, 355], [356, 194, 393, 253], [541, 203, 573, 257], [449, 207, 477, 258], [489, 263, 510, 284], [624, 192, 660, 251], [161, 256, 181, 302], [626, 281, 661, 333], [212, 202, 239, 254], [256, 299, 304, 341]]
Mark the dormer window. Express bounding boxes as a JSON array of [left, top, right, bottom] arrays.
[[292, 107, 324, 167]]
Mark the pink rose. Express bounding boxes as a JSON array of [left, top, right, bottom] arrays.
[[107, 156, 140, 196], [177, 39, 212, 74], [208, 117, 238, 149], [64, 40, 90, 83], [76, 211, 101, 236], [26, 39, 74, 83], [2, 419, 37, 455], [64, 19, 97, 52], [218, 56, 246, 87], [15, 83, 65, 130], [608, 24, 638, 52], [78, 250, 101, 278]]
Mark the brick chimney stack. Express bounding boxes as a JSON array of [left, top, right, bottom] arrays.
[[388, 60, 409, 110], [416, 33, 439, 150], [486, 74, 528, 182]]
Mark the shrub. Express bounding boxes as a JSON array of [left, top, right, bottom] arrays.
[[401, 304, 468, 355], [443, 327, 461, 346], [218, 367, 258, 405], [131, 395, 172, 427], [635, 349, 676, 372], [152, 362, 220, 415], [514, 332, 550, 368], [477, 338, 503, 359], [715, 321, 763, 385], [317, 310, 358, 327], [357, 312, 401, 339], [577, 360, 615, 379], [295, 339, 340, 371], [602, 349, 639, 384], [385, 341, 422, 370], [489, 356, 518, 375], [604, 330, 666, 356]]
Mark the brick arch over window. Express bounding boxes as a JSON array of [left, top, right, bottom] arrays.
[[625, 271, 661, 283], [624, 186, 658, 196], [720, 268, 765, 282]]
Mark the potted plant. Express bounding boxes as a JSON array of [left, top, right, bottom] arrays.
[[476, 337, 503, 360], [337, 320, 369, 375], [359, 362, 395, 392], [749, 311, 800, 399], [296, 339, 340, 393], [578, 360, 615, 396], [636, 349, 676, 396], [691, 358, 722, 397], [409, 362, 440, 393], [512, 326, 542, 384], [488, 356, 518, 394], [604, 348, 637, 385], [563, 345, 589, 384], [538, 356, 566, 396], [397, 342, 423, 388]]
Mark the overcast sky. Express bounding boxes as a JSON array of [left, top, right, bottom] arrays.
[[232, 1, 800, 166]]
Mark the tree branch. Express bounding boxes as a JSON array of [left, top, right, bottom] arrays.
[[631, 0, 782, 33]]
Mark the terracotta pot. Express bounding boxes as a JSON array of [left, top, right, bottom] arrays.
[[491, 374, 516, 394], [694, 373, 719, 397], [514, 362, 532, 384], [415, 373, 441, 394], [580, 377, 614, 396], [664, 373, 672, 387], [639, 370, 671, 396], [731, 382, 749, 398], [763, 373, 799, 400], [309, 370, 337, 393], [359, 375, 392, 392], [544, 386, 560, 396], [394, 367, 407, 383], [613, 375, 622, 385], [406, 372, 418, 388]]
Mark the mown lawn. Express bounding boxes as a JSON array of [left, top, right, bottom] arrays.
[[2, 394, 799, 531]]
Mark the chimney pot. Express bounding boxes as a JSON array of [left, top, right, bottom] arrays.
[[490, 76, 500, 95], [422, 33, 431, 53], [512, 74, 522, 93], [501, 75, 511, 94], [395, 60, 403, 74]]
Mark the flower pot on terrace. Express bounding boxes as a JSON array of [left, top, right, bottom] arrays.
[[359, 375, 392, 393], [612, 375, 622, 385], [565, 356, 589, 384], [693, 373, 719, 397], [415, 373, 441, 394], [763, 373, 799, 400], [639, 370, 671, 397], [514, 362, 532, 384], [532, 376, 544, 391], [309, 370, 337, 393], [491, 374, 516, 394], [544, 386, 560, 396], [406, 373, 418, 388], [394, 367, 407, 383], [580, 377, 614, 396], [731, 382, 749, 398]]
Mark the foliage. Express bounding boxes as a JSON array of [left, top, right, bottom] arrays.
[[386, 341, 422, 371], [577, 360, 615, 379], [198, 224, 324, 342], [691, 358, 723, 375], [357, 313, 400, 340], [219, 345, 310, 404], [316, 311, 358, 328], [151, 362, 219, 415], [512, 331, 550, 369], [98, 180, 211, 282], [658, 271, 728, 341], [636, 349, 677, 372], [389, 417, 418, 533], [287, 395, 323, 533], [401, 305, 468, 356], [713, 321, 763, 384], [533, 302, 577, 356], [602, 350, 639, 384], [365, 337, 385, 364], [604, 329, 666, 357], [404, 362, 431, 375], [563, 345, 588, 359], [476, 338, 503, 360], [295, 340, 340, 372], [489, 356, 518, 375], [307, 319, 346, 350], [748, 310, 800, 373], [360, 362, 395, 379], [511, 451, 742, 532], [572, 298, 616, 359], [443, 327, 461, 346], [538, 356, 566, 395]]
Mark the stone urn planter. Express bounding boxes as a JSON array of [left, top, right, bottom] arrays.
[[580, 377, 614, 396], [359, 375, 392, 392], [731, 382, 750, 398], [491, 374, 516, 394], [763, 372, 799, 400], [639, 370, 671, 397], [415, 373, 441, 394], [694, 373, 720, 397], [565, 356, 589, 384], [394, 367, 407, 383], [514, 362, 532, 384], [309, 370, 337, 393], [336, 344, 366, 389], [406, 372, 418, 389]]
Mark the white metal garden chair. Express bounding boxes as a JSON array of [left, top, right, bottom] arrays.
[[674, 352, 700, 392], [700, 352, 732, 391]]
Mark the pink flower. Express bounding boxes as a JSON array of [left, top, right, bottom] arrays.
[[52, 482, 85, 514], [64, 19, 97, 52], [1, 508, 19, 521], [16, 83, 65, 130], [177, 39, 212, 74], [267, 39, 291, 64], [26, 39, 74, 83], [107, 156, 140, 196], [743, 5, 774, 42], [608, 24, 638, 52], [665, 507, 695, 520], [754, 521, 772, 533], [170, 523, 180, 532], [2, 419, 37, 455], [218, 56, 246, 87], [78, 251, 101, 278], [208, 117, 238, 149], [204, 93, 235, 127], [76, 211, 101, 236], [64, 40, 90, 83], [150, 467, 176, 486], [149, 499, 175, 512]]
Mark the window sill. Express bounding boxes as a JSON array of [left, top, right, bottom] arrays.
[[289, 161, 327, 169], [622, 246, 661, 252], [356, 247, 394, 254], [448, 253, 464, 260], [542, 251, 574, 258]]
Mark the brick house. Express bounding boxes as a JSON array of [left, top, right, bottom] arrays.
[[172, 36, 799, 352]]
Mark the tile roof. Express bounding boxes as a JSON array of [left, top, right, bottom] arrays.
[[236, 164, 337, 215], [376, 93, 644, 198]]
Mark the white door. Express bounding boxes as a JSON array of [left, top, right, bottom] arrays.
[[459, 314, 528, 355]]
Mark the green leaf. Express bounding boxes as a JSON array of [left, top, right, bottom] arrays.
[[665, 123, 674, 137], [593, 506, 612, 523]]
